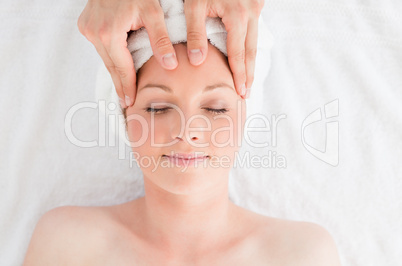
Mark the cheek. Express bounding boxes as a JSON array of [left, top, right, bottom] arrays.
[[127, 115, 171, 155], [211, 101, 246, 149], [209, 114, 243, 152], [127, 114, 149, 145], [148, 117, 173, 147], [127, 115, 167, 173], [210, 117, 234, 146]]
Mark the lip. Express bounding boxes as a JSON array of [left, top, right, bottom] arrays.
[[162, 153, 210, 159], [162, 153, 210, 167]]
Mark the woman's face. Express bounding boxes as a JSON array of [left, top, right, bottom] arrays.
[[126, 43, 246, 195]]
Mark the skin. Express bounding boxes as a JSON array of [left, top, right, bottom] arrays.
[[122, 42, 246, 258], [77, 0, 263, 108], [23, 43, 342, 265]]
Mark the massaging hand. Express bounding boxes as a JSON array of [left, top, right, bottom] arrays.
[[78, 0, 264, 107], [184, 0, 264, 97], [184, 0, 265, 100]]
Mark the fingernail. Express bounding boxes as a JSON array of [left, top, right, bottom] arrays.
[[119, 98, 127, 108], [245, 88, 251, 99], [125, 95, 131, 107], [240, 84, 246, 96], [189, 49, 203, 65], [162, 53, 178, 69]]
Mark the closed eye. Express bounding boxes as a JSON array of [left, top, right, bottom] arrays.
[[144, 107, 228, 114], [144, 107, 171, 114], [203, 108, 228, 114]]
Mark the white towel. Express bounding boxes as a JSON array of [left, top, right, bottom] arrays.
[[127, 0, 228, 73], [96, 0, 274, 142]]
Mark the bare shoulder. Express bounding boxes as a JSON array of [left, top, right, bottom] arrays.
[[23, 205, 115, 265], [284, 220, 341, 266], [257, 217, 342, 266]]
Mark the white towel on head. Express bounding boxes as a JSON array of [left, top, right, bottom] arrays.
[[95, 0, 274, 142], [127, 0, 228, 73]]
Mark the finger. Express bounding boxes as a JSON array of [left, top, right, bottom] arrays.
[[142, 7, 178, 70], [95, 42, 127, 108], [184, 0, 208, 66], [108, 33, 137, 107], [243, 18, 258, 99], [224, 13, 248, 97]]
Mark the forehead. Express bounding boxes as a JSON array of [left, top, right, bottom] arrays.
[[137, 43, 233, 89]]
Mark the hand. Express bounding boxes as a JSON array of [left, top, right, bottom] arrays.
[[77, 0, 178, 108], [184, 0, 265, 99]]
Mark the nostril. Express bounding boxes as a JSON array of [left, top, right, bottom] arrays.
[[174, 135, 198, 141]]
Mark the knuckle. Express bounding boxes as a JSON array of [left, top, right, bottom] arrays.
[[246, 48, 257, 59], [187, 30, 204, 42], [85, 30, 96, 43], [184, 2, 196, 14], [77, 20, 97, 42], [77, 15, 87, 33], [229, 49, 246, 63], [154, 35, 172, 50], [114, 66, 129, 79], [184, 0, 205, 14], [77, 19, 84, 34], [98, 27, 111, 45], [79, 26, 88, 38], [250, 0, 264, 16], [78, 23, 91, 39], [234, 4, 248, 24], [147, 5, 164, 20]]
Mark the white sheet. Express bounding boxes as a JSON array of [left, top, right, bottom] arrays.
[[1, 0, 401, 265]]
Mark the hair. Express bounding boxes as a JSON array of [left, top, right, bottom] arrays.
[[122, 107, 128, 131]]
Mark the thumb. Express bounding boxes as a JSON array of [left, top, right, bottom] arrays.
[[184, 0, 208, 66]]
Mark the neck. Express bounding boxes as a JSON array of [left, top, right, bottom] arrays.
[[138, 173, 236, 255]]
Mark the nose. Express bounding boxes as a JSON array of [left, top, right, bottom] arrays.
[[176, 135, 198, 141], [170, 111, 208, 145]]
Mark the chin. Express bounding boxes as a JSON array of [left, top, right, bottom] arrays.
[[145, 171, 207, 195], [142, 165, 231, 195]]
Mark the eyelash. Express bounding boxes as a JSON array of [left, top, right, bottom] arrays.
[[144, 107, 228, 114], [205, 107, 228, 114]]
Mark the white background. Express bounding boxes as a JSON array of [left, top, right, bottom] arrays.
[[0, 0, 401, 265]]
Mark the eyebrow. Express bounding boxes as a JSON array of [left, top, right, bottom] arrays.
[[137, 83, 235, 94]]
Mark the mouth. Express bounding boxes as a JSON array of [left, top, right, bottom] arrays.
[[162, 153, 210, 160], [161, 153, 210, 168]]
